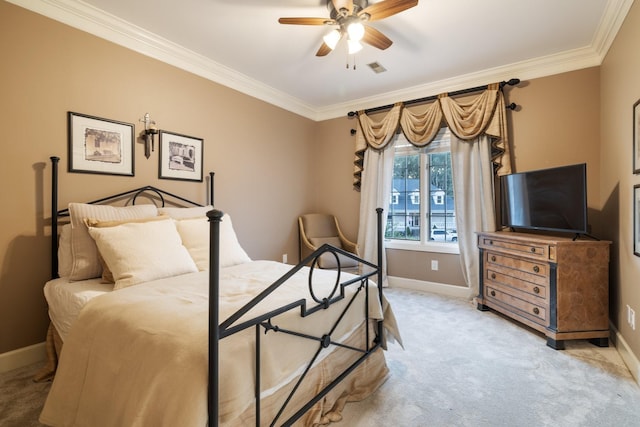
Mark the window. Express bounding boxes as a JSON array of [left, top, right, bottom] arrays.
[[410, 191, 420, 205], [385, 128, 457, 245], [390, 190, 399, 205]]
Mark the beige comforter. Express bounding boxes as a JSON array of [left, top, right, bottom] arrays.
[[40, 261, 399, 427]]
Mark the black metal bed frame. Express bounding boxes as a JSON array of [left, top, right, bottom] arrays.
[[49, 156, 385, 427], [49, 156, 215, 279]]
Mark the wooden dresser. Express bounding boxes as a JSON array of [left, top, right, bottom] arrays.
[[476, 231, 611, 349]]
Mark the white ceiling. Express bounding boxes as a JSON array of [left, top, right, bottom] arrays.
[[10, 0, 635, 120]]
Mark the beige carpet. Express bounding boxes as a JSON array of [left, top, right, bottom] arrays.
[[341, 288, 640, 426], [2, 287, 640, 426]]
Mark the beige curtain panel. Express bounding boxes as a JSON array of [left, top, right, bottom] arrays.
[[353, 84, 512, 190]]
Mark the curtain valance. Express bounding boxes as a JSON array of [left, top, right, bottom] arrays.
[[353, 83, 512, 190]]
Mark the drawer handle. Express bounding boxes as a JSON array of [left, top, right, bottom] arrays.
[[533, 307, 540, 315], [533, 286, 540, 294], [490, 290, 496, 297], [489, 240, 494, 245], [491, 255, 496, 262], [491, 273, 496, 280], [533, 266, 540, 273], [530, 247, 536, 253]]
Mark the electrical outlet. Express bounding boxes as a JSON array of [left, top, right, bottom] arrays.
[[627, 305, 636, 330], [282, 253, 288, 264], [431, 260, 439, 271], [626, 305, 630, 325]]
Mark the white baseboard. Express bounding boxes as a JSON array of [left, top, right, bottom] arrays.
[[388, 276, 473, 299], [0, 342, 47, 374], [612, 325, 640, 385]]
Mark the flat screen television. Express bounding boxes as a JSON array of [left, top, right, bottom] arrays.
[[500, 163, 588, 236]]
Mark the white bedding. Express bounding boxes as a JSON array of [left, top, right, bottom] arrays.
[[40, 260, 398, 427], [43, 278, 113, 341]]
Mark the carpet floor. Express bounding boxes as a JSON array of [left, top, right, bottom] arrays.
[[2, 287, 640, 426]]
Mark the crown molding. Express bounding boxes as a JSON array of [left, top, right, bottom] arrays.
[[7, 0, 631, 122], [7, 0, 318, 119], [315, 45, 603, 120], [591, 0, 635, 57]]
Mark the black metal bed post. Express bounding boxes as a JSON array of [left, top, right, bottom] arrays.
[[207, 209, 224, 427], [209, 172, 215, 207], [375, 208, 384, 339], [51, 156, 60, 280]]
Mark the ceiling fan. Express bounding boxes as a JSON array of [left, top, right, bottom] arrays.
[[278, 0, 419, 57]]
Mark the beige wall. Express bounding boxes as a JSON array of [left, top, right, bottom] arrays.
[[0, 2, 315, 353], [507, 67, 603, 234], [386, 249, 467, 286], [308, 118, 361, 243], [2, 0, 639, 366], [600, 0, 640, 359]]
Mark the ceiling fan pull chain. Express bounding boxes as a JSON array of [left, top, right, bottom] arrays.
[[346, 52, 358, 70]]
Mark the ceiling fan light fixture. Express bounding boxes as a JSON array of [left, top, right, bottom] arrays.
[[347, 22, 365, 42], [348, 39, 363, 54], [279, 0, 419, 59], [323, 29, 341, 50]]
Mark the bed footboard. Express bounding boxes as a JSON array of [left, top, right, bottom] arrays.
[[207, 208, 385, 426]]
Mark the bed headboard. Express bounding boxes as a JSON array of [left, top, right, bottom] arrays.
[[49, 156, 214, 279]]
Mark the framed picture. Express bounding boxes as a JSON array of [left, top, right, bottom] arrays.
[[635, 184, 640, 257], [158, 130, 203, 182], [634, 99, 640, 174], [68, 112, 134, 176]]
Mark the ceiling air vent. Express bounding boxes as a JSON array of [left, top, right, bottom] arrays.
[[367, 62, 387, 74]]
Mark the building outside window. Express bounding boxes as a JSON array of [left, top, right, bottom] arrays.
[[385, 128, 457, 244]]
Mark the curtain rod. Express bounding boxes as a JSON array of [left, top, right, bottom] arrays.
[[347, 78, 520, 118]]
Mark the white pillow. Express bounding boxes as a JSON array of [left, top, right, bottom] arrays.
[[57, 224, 72, 278], [174, 214, 251, 270], [87, 218, 197, 290], [84, 215, 172, 284], [68, 203, 158, 281], [158, 205, 213, 219]]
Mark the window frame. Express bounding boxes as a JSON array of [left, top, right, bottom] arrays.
[[386, 129, 459, 254]]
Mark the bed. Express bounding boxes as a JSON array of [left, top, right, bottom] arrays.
[[38, 156, 400, 426]]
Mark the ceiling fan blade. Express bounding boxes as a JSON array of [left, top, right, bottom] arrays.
[[362, 26, 393, 50], [278, 17, 332, 25], [359, 0, 418, 22], [332, 0, 354, 14], [316, 42, 333, 57]]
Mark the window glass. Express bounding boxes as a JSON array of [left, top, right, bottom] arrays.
[[385, 128, 457, 244]]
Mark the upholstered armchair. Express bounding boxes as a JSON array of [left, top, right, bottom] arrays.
[[298, 213, 359, 271]]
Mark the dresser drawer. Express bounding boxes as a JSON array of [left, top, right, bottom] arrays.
[[485, 251, 549, 279], [480, 235, 551, 261], [484, 267, 548, 300], [485, 284, 547, 325]]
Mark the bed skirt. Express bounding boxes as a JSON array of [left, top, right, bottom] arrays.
[[33, 322, 62, 383], [232, 326, 389, 426], [39, 322, 389, 426]]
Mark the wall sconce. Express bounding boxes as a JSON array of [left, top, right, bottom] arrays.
[[139, 112, 158, 159]]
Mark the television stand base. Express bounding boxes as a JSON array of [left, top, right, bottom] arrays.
[[573, 232, 600, 241]]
